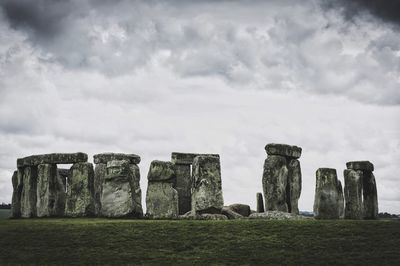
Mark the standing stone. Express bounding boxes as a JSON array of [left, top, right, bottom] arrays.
[[36, 164, 66, 217], [94, 163, 106, 215], [263, 155, 288, 212], [344, 169, 363, 219], [11, 170, 22, 218], [65, 162, 95, 217], [129, 164, 143, 216], [173, 164, 192, 215], [57, 168, 69, 191], [256, 192, 264, 213], [313, 168, 340, 219], [20, 166, 38, 218], [101, 160, 139, 217], [191, 156, 224, 214], [287, 159, 302, 214], [337, 180, 344, 219], [146, 161, 178, 218], [362, 171, 378, 219]]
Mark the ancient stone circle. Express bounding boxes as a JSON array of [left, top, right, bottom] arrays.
[[10, 144, 379, 220]]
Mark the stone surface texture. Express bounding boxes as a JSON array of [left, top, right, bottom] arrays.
[[265, 144, 302, 159], [171, 152, 219, 165], [11, 170, 22, 218], [147, 161, 176, 182], [256, 192, 264, 213], [346, 161, 374, 172], [263, 155, 288, 212], [362, 171, 378, 219], [227, 204, 251, 217], [344, 169, 363, 219], [173, 164, 192, 215], [94, 153, 141, 165], [20, 166, 38, 218], [146, 182, 179, 218], [248, 211, 311, 220], [287, 159, 302, 214], [17, 152, 87, 167]]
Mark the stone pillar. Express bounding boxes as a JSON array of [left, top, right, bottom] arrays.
[[36, 164, 66, 217], [344, 169, 363, 219], [57, 168, 70, 192], [313, 168, 342, 219], [101, 160, 140, 217], [94, 163, 106, 215], [262, 143, 302, 214], [11, 170, 22, 218], [346, 161, 378, 219], [173, 164, 191, 215], [65, 162, 95, 217], [337, 180, 344, 219], [191, 155, 224, 214], [20, 166, 38, 218], [129, 164, 143, 216], [256, 192, 264, 213], [146, 160, 178, 218]]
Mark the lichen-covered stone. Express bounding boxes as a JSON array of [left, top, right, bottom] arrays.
[[227, 204, 251, 217], [337, 180, 344, 219], [94, 163, 106, 215], [129, 164, 143, 216], [344, 169, 363, 219], [101, 160, 139, 217], [221, 206, 243, 219], [248, 211, 310, 220], [191, 156, 224, 213], [199, 213, 228, 220], [146, 182, 178, 218], [264, 144, 302, 159], [36, 164, 66, 217], [262, 155, 288, 212], [17, 152, 87, 167], [362, 171, 378, 219], [173, 164, 192, 215], [11, 170, 22, 218], [93, 153, 141, 165], [287, 159, 302, 214], [65, 162, 95, 217], [346, 161, 374, 172], [313, 168, 340, 219], [171, 152, 219, 165], [20, 166, 38, 218], [256, 192, 264, 213], [147, 161, 175, 182]]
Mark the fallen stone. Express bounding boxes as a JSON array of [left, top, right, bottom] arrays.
[[199, 213, 228, 220], [287, 159, 302, 214], [344, 169, 363, 219], [173, 164, 192, 215], [20, 166, 38, 218], [171, 152, 220, 165], [11, 170, 22, 218], [17, 152, 88, 167], [147, 160, 176, 182], [36, 164, 66, 217], [248, 211, 311, 220], [256, 192, 264, 213], [146, 182, 178, 218], [227, 204, 251, 217], [262, 155, 288, 212], [221, 206, 243, 219], [264, 143, 302, 159], [93, 153, 141, 165], [362, 171, 379, 219], [65, 162, 95, 217], [346, 161, 374, 172], [191, 155, 224, 213], [313, 168, 340, 219]]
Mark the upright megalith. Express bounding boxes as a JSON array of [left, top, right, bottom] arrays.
[[93, 153, 142, 216], [146, 160, 178, 218], [256, 192, 264, 213], [262, 144, 302, 214], [346, 161, 378, 219], [313, 168, 343, 219], [20, 166, 38, 218], [11, 171, 22, 218], [171, 152, 219, 215], [65, 162, 95, 217], [101, 160, 141, 217], [191, 155, 224, 214], [344, 169, 363, 219], [337, 180, 344, 219], [36, 164, 66, 217]]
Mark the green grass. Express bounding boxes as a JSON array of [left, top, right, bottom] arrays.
[[0, 209, 10, 219], [0, 219, 399, 265]]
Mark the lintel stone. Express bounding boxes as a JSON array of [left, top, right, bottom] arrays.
[[17, 152, 88, 167], [93, 153, 141, 165], [171, 152, 219, 165], [265, 143, 302, 159], [346, 161, 374, 172]]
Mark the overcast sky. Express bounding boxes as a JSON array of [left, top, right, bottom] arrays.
[[0, 0, 399, 213]]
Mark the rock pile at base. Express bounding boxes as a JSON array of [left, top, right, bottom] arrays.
[[248, 211, 311, 220], [262, 143, 302, 214]]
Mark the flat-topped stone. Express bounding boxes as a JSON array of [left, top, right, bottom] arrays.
[[346, 161, 374, 172], [94, 153, 141, 165], [265, 143, 302, 159], [147, 161, 175, 182], [171, 152, 219, 165], [17, 152, 87, 167]]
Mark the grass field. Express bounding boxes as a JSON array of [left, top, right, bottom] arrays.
[[0, 209, 10, 219], [0, 218, 399, 265]]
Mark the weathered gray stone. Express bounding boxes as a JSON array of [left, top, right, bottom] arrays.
[[11, 170, 22, 218], [256, 192, 264, 213], [17, 152, 87, 167], [147, 161, 175, 182], [57, 168, 69, 191], [94, 163, 106, 215], [94, 153, 141, 165], [221, 206, 243, 219], [262, 155, 288, 212], [65, 162, 95, 217], [227, 204, 251, 217], [199, 213, 228, 220], [265, 144, 302, 159], [146, 182, 178, 218], [248, 211, 311, 220], [313, 168, 340, 219], [129, 164, 143, 216], [362, 171, 378, 219], [171, 152, 220, 165], [20, 166, 38, 218], [287, 159, 301, 214], [191, 156, 224, 214], [173, 164, 192, 215], [337, 180, 344, 219], [344, 169, 363, 219], [36, 164, 66, 217], [346, 161, 374, 172], [101, 160, 138, 217]]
